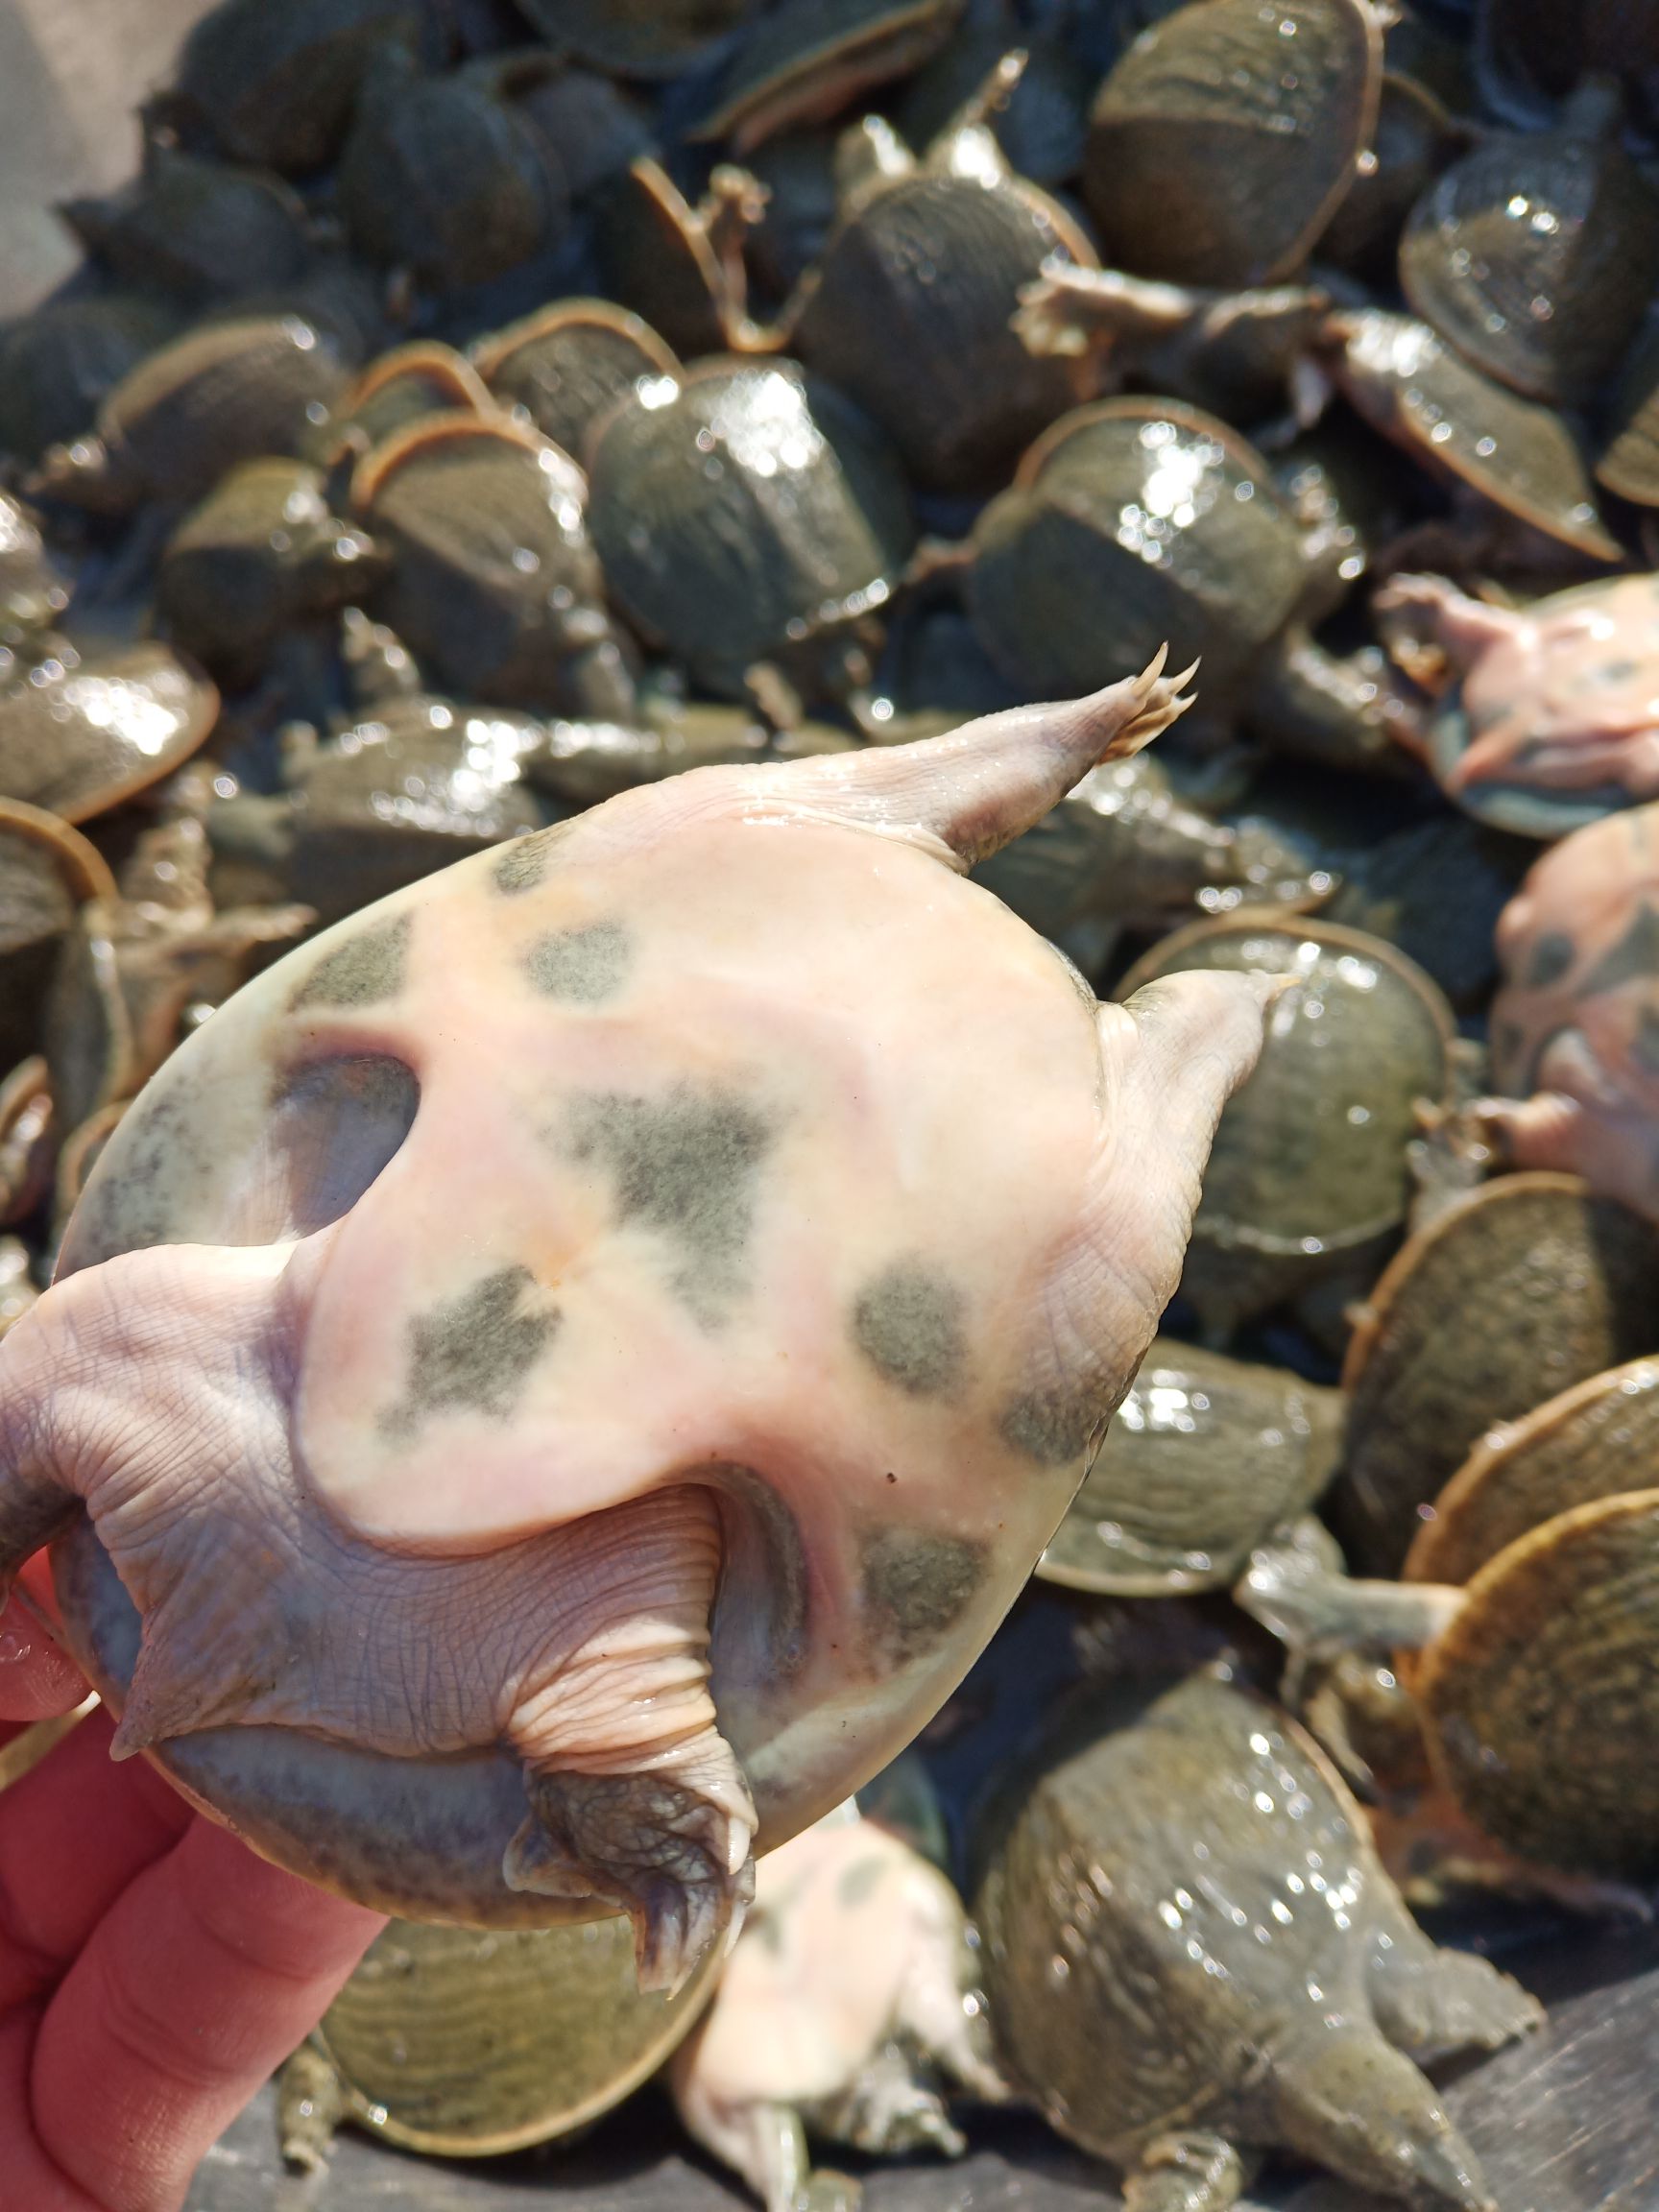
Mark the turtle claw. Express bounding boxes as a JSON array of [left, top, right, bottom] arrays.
[[505, 1767, 757, 1996]]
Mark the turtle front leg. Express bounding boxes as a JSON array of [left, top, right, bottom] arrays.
[[1121, 2130, 1257, 2212], [1364, 1901, 1543, 2062], [1236, 1519, 1465, 1685]]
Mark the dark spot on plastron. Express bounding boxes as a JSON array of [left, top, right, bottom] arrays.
[[493, 823, 573, 896], [565, 1083, 772, 1324], [524, 921, 632, 1004], [292, 913, 410, 1012], [859, 1527, 986, 1669], [836, 1855, 889, 1911], [267, 1054, 420, 1235], [379, 1264, 558, 1441], [852, 1261, 966, 1398], [1523, 930, 1576, 990], [1601, 660, 1640, 685], [1578, 903, 1659, 998], [1633, 1004, 1659, 1075], [1494, 1019, 1527, 1076], [1000, 1374, 1122, 1470]]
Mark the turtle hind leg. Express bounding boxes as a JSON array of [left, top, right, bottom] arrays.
[[277, 2039, 348, 2174], [1366, 1905, 1544, 2062], [1270, 2022, 1494, 2212], [1122, 2130, 1257, 2212]]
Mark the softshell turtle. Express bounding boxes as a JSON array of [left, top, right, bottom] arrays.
[[24, 316, 352, 517], [897, 15, 1092, 186], [1320, 308, 1623, 565], [0, 1056, 55, 1228], [0, 801, 114, 1074], [1114, 916, 1455, 1335], [0, 637, 219, 825], [0, 661, 1277, 1991], [280, 1906, 723, 2164], [321, 342, 494, 472], [1038, 1339, 1342, 1597], [587, 358, 913, 701], [0, 294, 180, 465], [1475, 801, 1659, 1216], [966, 398, 1413, 773], [671, 1802, 1004, 2212], [1330, 1171, 1659, 1574], [973, 1669, 1540, 2212], [508, 0, 755, 80], [157, 458, 383, 685], [60, 142, 315, 311], [690, 0, 968, 153], [1375, 572, 1659, 836], [787, 60, 1097, 493], [1398, 81, 1659, 407], [349, 411, 635, 717], [1082, 0, 1384, 288], [469, 300, 681, 462]]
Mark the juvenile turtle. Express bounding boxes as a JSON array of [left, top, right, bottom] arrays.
[[1596, 325, 1659, 509], [0, 637, 219, 824], [1037, 1338, 1343, 1596], [1, 662, 1277, 1985], [0, 1237, 38, 1342], [158, 458, 384, 685], [350, 411, 635, 717], [587, 358, 913, 701], [529, 701, 859, 812], [1114, 916, 1455, 1336], [1320, 811, 1533, 1012], [974, 1668, 1540, 2212], [508, 0, 756, 80], [597, 158, 777, 360], [965, 398, 1417, 774], [690, 0, 968, 153], [1330, 1171, 1659, 1574], [0, 294, 180, 465], [1399, 80, 1659, 408], [162, 0, 425, 174], [0, 802, 115, 1074], [24, 316, 352, 517], [1374, 572, 1659, 836], [280, 1908, 723, 2165], [1082, 0, 1384, 288], [321, 342, 494, 473], [469, 301, 680, 463], [0, 493, 69, 648], [1320, 307, 1623, 565], [787, 59, 1098, 493], [60, 143, 314, 311], [1471, 799, 1659, 1216], [671, 1804, 1005, 2212]]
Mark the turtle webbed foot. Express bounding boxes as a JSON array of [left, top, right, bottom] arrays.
[[506, 1764, 757, 1996], [1121, 2129, 1254, 2212], [1366, 1921, 1543, 2063]]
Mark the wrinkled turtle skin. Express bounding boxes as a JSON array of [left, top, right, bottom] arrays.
[[1116, 916, 1455, 1336], [0, 667, 1274, 1991], [789, 68, 1096, 494], [25, 317, 352, 517], [671, 1804, 1005, 2212], [1332, 1172, 1659, 1575], [350, 412, 636, 719], [1039, 1339, 1342, 1597], [1377, 573, 1659, 837], [974, 1670, 1539, 2212], [281, 1908, 723, 2163], [1475, 800, 1659, 1220], [588, 359, 914, 700], [1083, 0, 1383, 288]]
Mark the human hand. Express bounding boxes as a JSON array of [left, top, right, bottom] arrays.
[[0, 1567, 383, 2211]]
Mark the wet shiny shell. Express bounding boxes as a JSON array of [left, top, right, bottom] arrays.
[[70, 317, 349, 509], [1038, 1340, 1342, 1595], [968, 399, 1309, 706], [1414, 1490, 1659, 1879], [0, 640, 218, 824], [470, 301, 680, 465], [1083, 0, 1383, 288], [0, 801, 115, 1070], [1329, 309, 1622, 563], [0, 295, 179, 464], [351, 413, 615, 711], [172, 0, 425, 173], [508, 0, 756, 80], [790, 164, 1094, 494], [61, 151, 314, 310], [1406, 1357, 1659, 1587], [1399, 117, 1659, 406], [588, 359, 914, 695], [314, 1913, 720, 2154], [1333, 1173, 1659, 1575], [1323, 814, 1532, 1011], [691, 0, 967, 154], [1316, 71, 1467, 282], [1116, 916, 1455, 1325]]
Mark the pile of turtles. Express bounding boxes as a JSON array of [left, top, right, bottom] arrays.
[[6, 0, 1659, 2205]]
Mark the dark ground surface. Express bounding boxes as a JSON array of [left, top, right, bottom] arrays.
[[187, 1592, 1659, 2212]]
